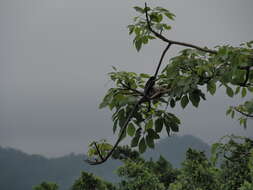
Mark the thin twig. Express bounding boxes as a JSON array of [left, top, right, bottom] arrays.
[[154, 43, 172, 78], [144, 3, 217, 55], [94, 142, 104, 160], [119, 81, 144, 95], [234, 107, 253, 118], [86, 101, 141, 165]]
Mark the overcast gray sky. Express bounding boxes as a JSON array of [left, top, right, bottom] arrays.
[[0, 0, 253, 157]]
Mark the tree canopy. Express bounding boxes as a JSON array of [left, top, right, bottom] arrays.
[[86, 3, 253, 165], [34, 136, 253, 190]]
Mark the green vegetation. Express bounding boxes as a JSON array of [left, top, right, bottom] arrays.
[[33, 136, 253, 190]]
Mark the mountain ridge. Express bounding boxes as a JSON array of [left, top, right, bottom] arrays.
[[0, 135, 210, 190]]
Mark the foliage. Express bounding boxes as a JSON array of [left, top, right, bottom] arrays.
[[0, 136, 209, 190], [33, 182, 58, 190], [114, 146, 179, 190], [117, 160, 166, 190], [87, 3, 253, 160], [128, 5, 175, 51], [35, 137, 253, 190], [71, 171, 116, 190], [211, 136, 253, 190], [169, 149, 219, 190]]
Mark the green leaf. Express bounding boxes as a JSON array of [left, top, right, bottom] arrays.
[[155, 118, 163, 132], [170, 122, 179, 132], [235, 86, 241, 95], [241, 87, 247, 98], [170, 98, 176, 108], [99, 94, 112, 109], [245, 101, 253, 113], [118, 109, 126, 127], [226, 86, 234, 97], [128, 25, 135, 35], [180, 95, 189, 109], [146, 135, 155, 149], [239, 117, 247, 128], [112, 66, 117, 71], [189, 92, 200, 107], [164, 12, 175, 20], [150, 13, 160, 23], [226, 108, 232, 116], [248, 87, 253, 92], [165, 126, 170, 136], [231, 110, 235, 118], [133, 6, 144, 13], [139, 137, 147, 153], [145, 120, 153, 130], [135, 39, 142, 52], [127, 123, 136, 137], [142, 36, 149, 44], [134, 27, 141, 35], [147, 128, 160, 139], [131, 130, 141, 147], [140, 73, 150, 78], [207, 81, 216, 95]]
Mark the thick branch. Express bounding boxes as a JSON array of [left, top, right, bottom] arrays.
[[144, 3, 217, 55]]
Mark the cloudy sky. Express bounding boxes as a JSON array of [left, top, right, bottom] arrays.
[[0, 0, 253, 157]]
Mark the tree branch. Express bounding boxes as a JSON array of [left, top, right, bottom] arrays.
[[94, 142, 104, 160], [234, 107, 253, 118], [119, 81, 144, 96], [144, 3, 217, 55], [86, 101, 141, 165], [154, 43, 172, 78]]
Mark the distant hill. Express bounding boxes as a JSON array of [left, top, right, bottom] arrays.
[[0, 135, 210, 190], [145, 135, 211, 167], [0, 147, 120, 190]]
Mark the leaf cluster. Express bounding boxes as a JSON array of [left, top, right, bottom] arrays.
[[128, 5, 175, 51]]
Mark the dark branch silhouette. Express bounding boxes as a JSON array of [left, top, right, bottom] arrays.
[[118, 81, 144, 96], [86, 101, 140, 165], [154, 43, 172, 78], [234, 107, 253, 118], [85, 24, 173, 166], [144, 3, 217, 55], [241, 67, 251, 87], [94, 142, 104, 160]]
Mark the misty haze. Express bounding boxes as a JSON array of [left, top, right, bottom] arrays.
[[1, 0, 253, 190]]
